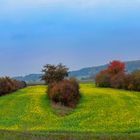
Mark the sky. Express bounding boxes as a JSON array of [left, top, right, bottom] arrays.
[[0, 0, 140, 76]]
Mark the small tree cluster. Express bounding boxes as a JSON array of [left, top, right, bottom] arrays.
[[42, 64, 80, 108], [95, 60, 140, 91], [96, 61, 125, 89], [0, 77, 26, 96]]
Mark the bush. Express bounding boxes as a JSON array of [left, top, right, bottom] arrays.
[[14, 80, 27, 89], [129, 70, 140, 91], [110, 72, 125, 89], [0, 77, 26, 96], [47, 79, 80, 108], [0, 77, 14, 95], [123, 74, 134, 90], [95, 70, 110, 87]]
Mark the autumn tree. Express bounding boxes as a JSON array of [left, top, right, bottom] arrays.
[[48, 79, 80, 108], [110, 72, 125, 89], [95, 60, 140, 91], [95, 60, 126, 89], [130, 70, 140, 91], [95, 70, 110, 87], [123, 74, 134, 90], [107, 60, 125, 76]]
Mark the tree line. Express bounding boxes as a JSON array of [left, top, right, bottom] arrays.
[[95, 60, 140, 91]]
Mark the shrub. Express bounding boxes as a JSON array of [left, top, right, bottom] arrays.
[[0, 77, 26, 96], [47, 79, 80, 108], [95, 70, 110, 87], [14, 80, 27, 89], [110, 72, 125, 89], [123, 74, 134, 90], [129, 70, 140, 91]]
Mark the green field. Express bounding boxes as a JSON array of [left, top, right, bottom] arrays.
[[0, 84, 140, 139]]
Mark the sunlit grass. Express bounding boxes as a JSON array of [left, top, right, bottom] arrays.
[[0, 84, 140, 134]]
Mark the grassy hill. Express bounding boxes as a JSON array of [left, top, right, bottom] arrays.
[[0, 84, 140, 139]]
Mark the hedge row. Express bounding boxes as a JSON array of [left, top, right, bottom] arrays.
[[0, 77, 26, 96]]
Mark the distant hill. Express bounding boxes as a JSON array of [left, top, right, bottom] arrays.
[[70, 60, 140, 80], [14, 74, 43, 84], [14, 60, 140, 83]]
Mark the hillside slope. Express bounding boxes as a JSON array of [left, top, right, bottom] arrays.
[[0, 84, 140, 133]]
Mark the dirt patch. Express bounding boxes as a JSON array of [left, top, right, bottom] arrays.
[[51, 102, 73, 116]]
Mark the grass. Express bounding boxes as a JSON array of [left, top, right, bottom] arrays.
[[0, 84, 140, 139]]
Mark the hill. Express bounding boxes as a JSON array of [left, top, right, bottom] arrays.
[[14, 74, 43, 84], [69, 60, 140, 79], [14, 60, 140, 83]]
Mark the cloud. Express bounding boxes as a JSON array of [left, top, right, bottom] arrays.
[[1, 0, 140, 11], [0, 0, 140, 18]]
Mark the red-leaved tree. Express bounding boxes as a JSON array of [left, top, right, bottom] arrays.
[[95, 60, 126, 89], [107, 60, 125, 76]]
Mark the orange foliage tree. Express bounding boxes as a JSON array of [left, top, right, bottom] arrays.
[[107, 60, 125, 76]]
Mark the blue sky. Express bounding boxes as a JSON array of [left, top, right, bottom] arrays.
[[0, 0, 140, 76]]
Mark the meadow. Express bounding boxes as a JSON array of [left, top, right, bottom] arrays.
[[0, 84, 140, 139]]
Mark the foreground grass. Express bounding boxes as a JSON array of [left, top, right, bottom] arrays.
[[1, 130, 140, 140], [0, 84, 140, 139]]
